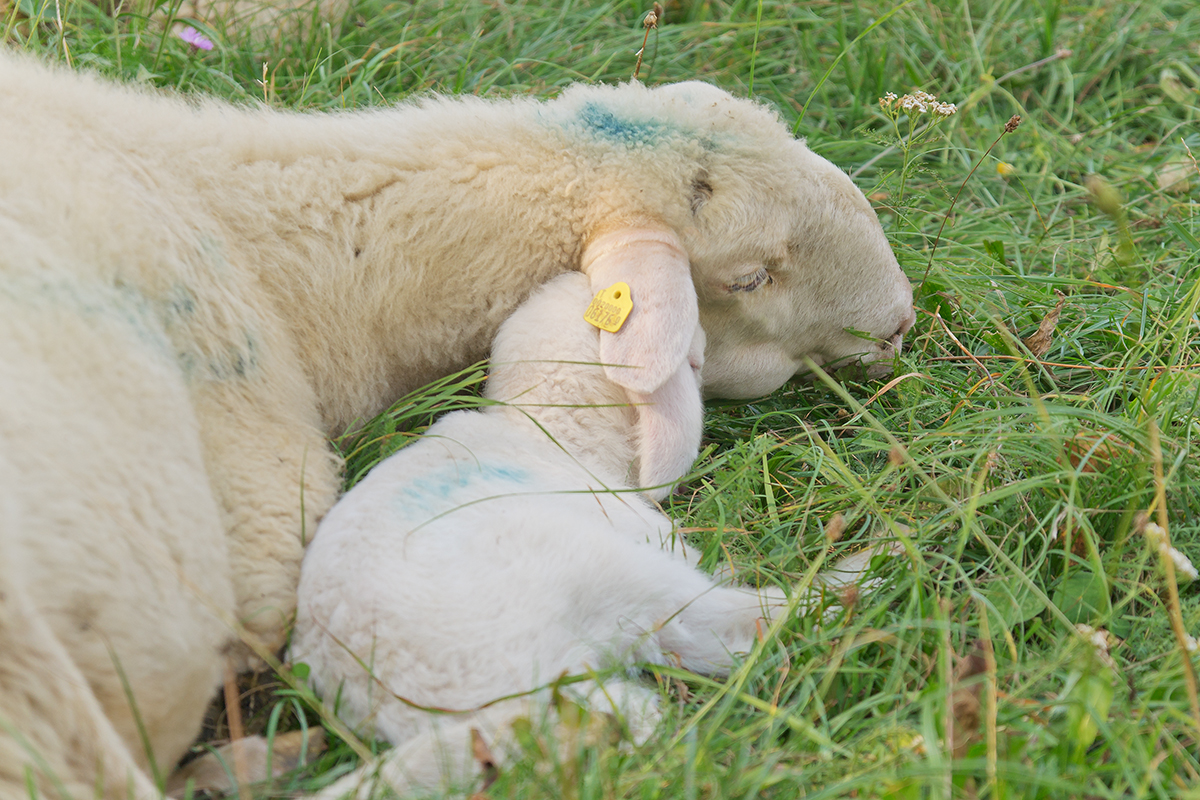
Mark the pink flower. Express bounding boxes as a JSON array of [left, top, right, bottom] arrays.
[[178, 26, 214, 51]]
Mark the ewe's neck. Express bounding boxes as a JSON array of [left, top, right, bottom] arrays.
[[179, 102, 584, 434]]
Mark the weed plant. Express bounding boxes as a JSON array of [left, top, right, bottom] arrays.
[[6, 0, 1200, 796]]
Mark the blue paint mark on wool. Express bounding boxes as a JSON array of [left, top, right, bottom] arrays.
[[397, 462, 531, 510], [164, 284, 197, 321], [0, 274, 175, 358], [1, 270, 260, 384], [575, 103, 668, 146]]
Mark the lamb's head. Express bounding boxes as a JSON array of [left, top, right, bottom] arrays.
[[485, 272, 704, 501], [558, 80, 915, 400]]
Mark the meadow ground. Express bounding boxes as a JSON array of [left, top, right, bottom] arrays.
[[6, 0, 1200, 796]]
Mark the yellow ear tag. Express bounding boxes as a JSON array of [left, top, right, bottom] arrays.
[[583, 282, 633, 333]]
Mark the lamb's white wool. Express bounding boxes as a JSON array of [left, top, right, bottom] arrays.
[[292, 274, 895, 797], [1, 50, 912, 799], [291, 273, 780, 796]]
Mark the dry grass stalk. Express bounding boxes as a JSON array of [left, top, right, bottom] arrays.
[[1147, 420, 1200, 735], [949, 645, 987, 759], [918, 115, 1022, 296], [470, 727, 500, 791], [975, 609, 999, 796], [223, 658, 252, 800]]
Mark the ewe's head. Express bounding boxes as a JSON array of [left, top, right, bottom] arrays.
[[558, 81, 915, 399], [686, 137, 916, 397]]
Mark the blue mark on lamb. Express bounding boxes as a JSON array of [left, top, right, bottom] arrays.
[[396, 462, 530, 512]]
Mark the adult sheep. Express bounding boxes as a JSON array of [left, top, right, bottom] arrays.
[[0, 51, 913, 799]]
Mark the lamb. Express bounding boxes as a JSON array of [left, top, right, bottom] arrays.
[[0, 50, 913, 800], [292, 272, 886, 797]]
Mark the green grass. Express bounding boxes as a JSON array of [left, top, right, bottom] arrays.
[[7, 0, 1200, 796]]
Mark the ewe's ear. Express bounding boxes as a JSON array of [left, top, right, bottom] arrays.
[[690, 171, 713, 215], [630, 329, 705, 501], [581, 226, 698, 395]]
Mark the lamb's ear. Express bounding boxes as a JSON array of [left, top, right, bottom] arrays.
[[630, 372, 703, 501], [631, 329, 705, 501], [581, 226, 698, 395]]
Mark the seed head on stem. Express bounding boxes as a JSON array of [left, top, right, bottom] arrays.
[[917, 114, 1023, 297]]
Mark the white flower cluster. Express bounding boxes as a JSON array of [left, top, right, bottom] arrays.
[[1169, 546, 1199, 581], [1075, 623, 1109, 652], [879, 90, 957, 118], [1074, 624, 1116, 668], [1144, 521, 1199, 582], [1185, 634, 1199, 653]]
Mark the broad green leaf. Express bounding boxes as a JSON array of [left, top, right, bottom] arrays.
[[1053, 571, 1111, 626]]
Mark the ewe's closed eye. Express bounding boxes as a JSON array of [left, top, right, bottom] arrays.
[[728, 267, 772, 293]]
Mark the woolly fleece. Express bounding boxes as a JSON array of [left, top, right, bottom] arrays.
[[0, 51, 911, 799]]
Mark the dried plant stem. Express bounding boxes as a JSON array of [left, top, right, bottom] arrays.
[[223, 658, 252, 800], [1184, 139, 1199, 176], [53, 0, 70, 65], [1148, 419, 1200, 735], [924, 354, 1200, 373], [918, 115, 1022, 297], [977, 613, 999, 797], [633, 3, 662, 80], [938, 597, 952, 798], [933, 308, 995, 388]]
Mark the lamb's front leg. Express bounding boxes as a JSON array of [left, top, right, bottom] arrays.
[[193, 378, 342, 658], [653, 579, 787, 676], [654, 541, 900, 674]]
